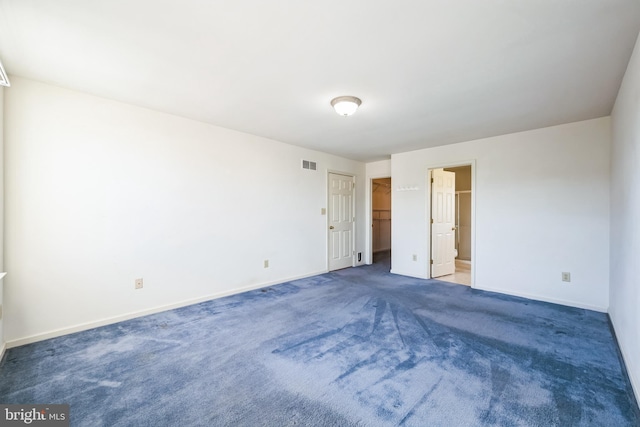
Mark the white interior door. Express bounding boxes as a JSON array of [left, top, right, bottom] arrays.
[[328, 173, 354, 271], [431, 169, 456, 277]]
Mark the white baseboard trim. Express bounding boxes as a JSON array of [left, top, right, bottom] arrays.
[[0, 342, 6, 362], [608, 314, 640, 403], [7, 270, 327, 349], [388, 272, 606, 312], [474, 284, 608, 313], [389, 269, 429, 280]]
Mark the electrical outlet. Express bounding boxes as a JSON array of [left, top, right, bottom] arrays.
[[562, 272, 571, 282], [412, 254, 417, 261], [135, 278, 143, 289], [264, 260, 269, 268]]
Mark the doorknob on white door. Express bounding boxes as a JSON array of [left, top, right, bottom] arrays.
[[329, 226, 335, 229]]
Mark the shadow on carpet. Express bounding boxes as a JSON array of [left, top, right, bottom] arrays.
[[1, 265, 639, 426]]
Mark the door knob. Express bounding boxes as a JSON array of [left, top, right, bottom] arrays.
[[452, 227, 457, 231], [329, 226, 335, 229]]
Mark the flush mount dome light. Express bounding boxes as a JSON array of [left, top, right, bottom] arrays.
[[331, 96, 362, 116]]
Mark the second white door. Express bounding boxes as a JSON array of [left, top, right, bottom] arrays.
[[328, 173, 355, 271], [431, 168, 456, 277]]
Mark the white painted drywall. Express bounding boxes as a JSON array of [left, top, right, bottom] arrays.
[[4, 77, 366, 344], [0, 86, 4, 356], [366, 160, 391, 178], [392, 117, 610, 311], [365, 160, 391, 263], [610, 31, 640, 401]]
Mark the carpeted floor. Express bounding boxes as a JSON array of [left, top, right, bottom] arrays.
[[1, 261, 638, 426]]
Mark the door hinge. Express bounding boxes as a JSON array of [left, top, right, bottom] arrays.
[[430, 259, 434, 265], [431, 178, 434, 183], [430, 218, 434, 224]]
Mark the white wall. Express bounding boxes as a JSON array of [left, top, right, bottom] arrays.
[[365, 160, 391, 263], [392, 117, 610, 311], [0, 86, 4, 356], [4, 77, 366, 344], [366, 160, 391, 178], [610, 31, 640, 400]]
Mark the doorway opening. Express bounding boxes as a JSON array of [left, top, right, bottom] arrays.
[[430, 165, 472, 286], [372, 177, 391, 270]]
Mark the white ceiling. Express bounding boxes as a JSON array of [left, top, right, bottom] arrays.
[[1, 1, 639, 162]]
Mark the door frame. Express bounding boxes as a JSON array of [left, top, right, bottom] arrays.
[[427, 160, 476, 287], [327, 170, 356, 271], [368, 175, 391, 265]]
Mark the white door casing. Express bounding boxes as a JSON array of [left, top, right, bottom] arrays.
[[431, 168, 456, 277], [328, 172, 355, 271]]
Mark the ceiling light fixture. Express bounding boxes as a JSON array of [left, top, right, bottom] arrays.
[[331, 96, 361, 116], [0, 58, 10, 87]]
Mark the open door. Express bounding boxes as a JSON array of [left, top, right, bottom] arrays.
[[431, 168, 456, 277]]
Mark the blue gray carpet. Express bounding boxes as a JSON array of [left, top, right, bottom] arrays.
[[1, 261, 639, 426]]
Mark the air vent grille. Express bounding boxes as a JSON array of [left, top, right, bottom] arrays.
[[302, 160, 317, 171], [0, 59, 10, 87]]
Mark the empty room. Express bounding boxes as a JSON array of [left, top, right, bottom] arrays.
[[0, 1, 639, 426]]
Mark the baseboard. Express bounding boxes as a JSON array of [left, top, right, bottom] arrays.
[[7, 270, 327, 349], [473, 285, 608, 313], [385, 271, 606, 312], [0, 342, 6, 363], [389, 269, 429, 280], [608, 314, 640, 404]]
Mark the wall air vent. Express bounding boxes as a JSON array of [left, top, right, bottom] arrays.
[[302, 160, 317, 171], [0, 59, 10, 87]]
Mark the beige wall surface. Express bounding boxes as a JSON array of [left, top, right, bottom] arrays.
[[445, 166, 472, 192], [444, 166, 472, 260]]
